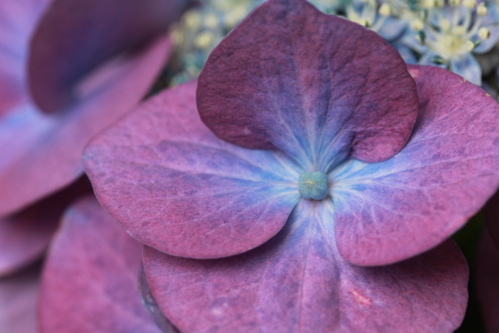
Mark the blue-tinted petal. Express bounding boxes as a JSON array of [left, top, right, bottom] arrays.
[[331, 65, 499, 266], [450, 53, 481, 85]]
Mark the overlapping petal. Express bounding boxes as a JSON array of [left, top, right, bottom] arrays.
[[0, 0, 50, 115], [39, 196, 162, 333], [476, 229, 499, 333], [0, 176, 91, 276], [197, 0, 418, 169], [0, 35, 171, 217], [0, 263, 40, 333], [84, 81, 301, 259], [28, 0, 188, 112], [332, 65, 499, 266], [143, 199, 468, 333]]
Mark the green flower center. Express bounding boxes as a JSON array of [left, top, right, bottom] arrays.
[[298, 171, 329, 200]]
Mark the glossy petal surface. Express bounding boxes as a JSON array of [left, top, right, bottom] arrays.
[[197, 0, 418, 169], [332, 65, 499, 266], [29, 0, 187, 112], [476, 230, 499, 333], [143, 200, 468, 333], [0, 263, 40, 333], [39, 196, 161, 333], [0, 35, 171, 217], [0, 176, 91, 277], [84, 81, 301, 259], [485, 189, 499, 251]]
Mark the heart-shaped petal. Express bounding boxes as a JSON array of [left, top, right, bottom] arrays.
[[197, 0, 418, 168], [332, 65, 499, 266]]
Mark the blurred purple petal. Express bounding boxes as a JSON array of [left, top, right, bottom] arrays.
[[0, 263, 40, 333], [39, 196, 162, 333], [84, 81, 301, 259], [0, 176, 91, 277], [197, 0, 418, 168], [0, 0, 50, 115], [143, 199, 468, 332], [29, 0, 188, 112], [332, 65, 499, 266], [0, 35, 171, 217]]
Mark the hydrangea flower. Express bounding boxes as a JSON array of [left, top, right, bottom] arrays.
[[84, 0, 499, 330], [401, 0, 499, 85]]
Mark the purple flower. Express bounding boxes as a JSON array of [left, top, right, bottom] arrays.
[[84, 0, 499, 330]]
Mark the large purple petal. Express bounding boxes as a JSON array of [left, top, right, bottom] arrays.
[[0, 176, 91, 277], [28, 0, 188, 112], [0, 35, 171, 217], [197, 0, 418, 169], [332, 65, 499, 266], [0, 263, 40, 333], [39, 196, 162, 333], [143, 200, 468, 332], [0, 0, 50, 115], [476, 229, 499, 332], [84, 81, 301, 259], [484, 189, 499, 251]]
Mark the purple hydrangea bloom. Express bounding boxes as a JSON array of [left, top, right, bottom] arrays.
[[84, 0, 499, 330]]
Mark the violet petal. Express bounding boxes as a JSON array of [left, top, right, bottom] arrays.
[[0, 263, 40, 333], [143, 200, 468, 332], [0, 176, 91, 277], [0, 35, 171, 217], [39, 196, 162, 333], [84, 81, 301, 259], [28, 0, 188, 112], [197, 0, 418, 168], [332, 65, 499, 266]]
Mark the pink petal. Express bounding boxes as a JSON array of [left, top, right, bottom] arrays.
[[332, 65, 499, 265], [28, 0, 187, 112], [197, 0, 418, 168], [84, 81, 301, 259], [143, 200, 468, 332], [0, 35, 171, 217], [0, 0, 51, 115], [0, 176, 91, 277], [39, 196, 162, 333], [0, 263, 40, 333]]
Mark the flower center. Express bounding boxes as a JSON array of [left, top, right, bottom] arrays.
[[298, 171, 329, 200]]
